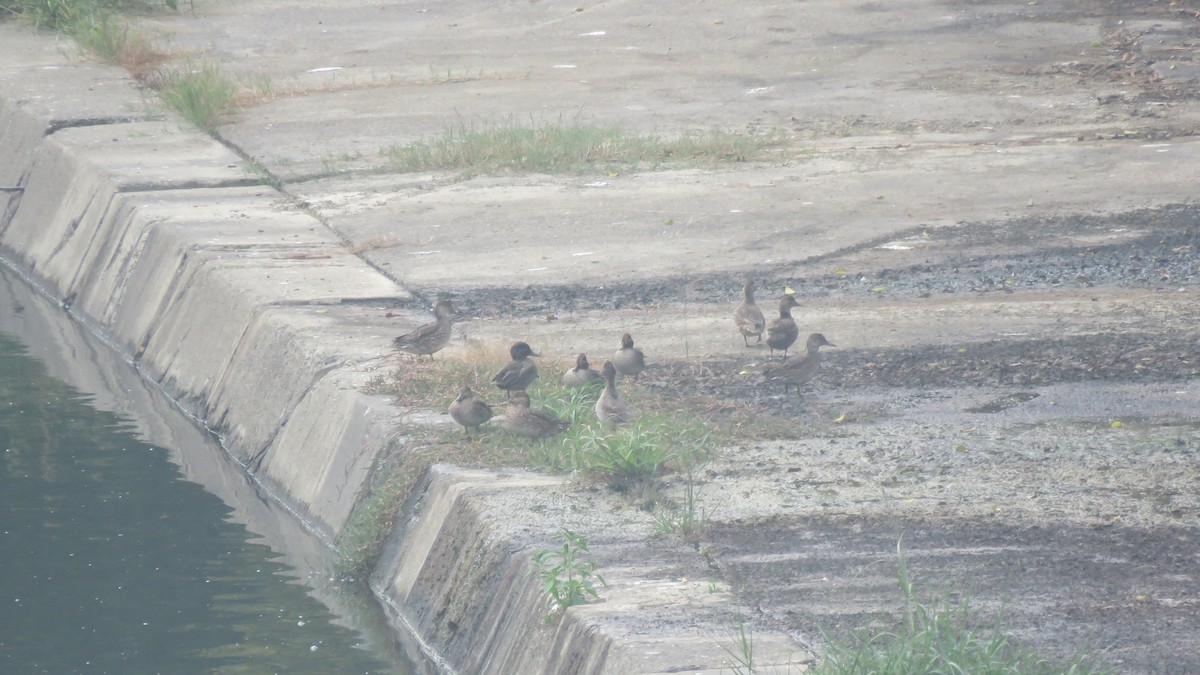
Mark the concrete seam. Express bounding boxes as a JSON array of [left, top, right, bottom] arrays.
[[46, 115, 160, 134], [209, 130, 419, 297], [246, 357, 344, 472], [115, 178, 266, 193]]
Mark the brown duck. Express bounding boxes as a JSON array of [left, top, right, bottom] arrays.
[[763, 333, 835, 396], [612, 332, 646, 379], [497, 390, 570, 439], [449, 385, 494, 433], [734, 279, 767, 347], [596, 361, 640, 424], [491, 341, 540, 397], [561, 353, 603, 388], [393, 299, 455, 359], [766, 294, 801, 358]]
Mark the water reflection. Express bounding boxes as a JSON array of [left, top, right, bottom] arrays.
[[0, 266, 413, 674]]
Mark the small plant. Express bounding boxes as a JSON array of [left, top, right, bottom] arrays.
[[811, 540, 1113, 674], [720, 613, 757, 675], [528, 528, 606, 617], [156, 61, 237, 132], [652, 462, 707, 536]]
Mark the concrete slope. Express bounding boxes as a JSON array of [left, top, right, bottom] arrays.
[[0, 24, 808, 674], [1, 48, 399, 539]]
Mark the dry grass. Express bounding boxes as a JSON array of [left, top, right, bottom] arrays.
[[232, 69, 528, 108], [74, 17, 171, 80], [363, 338, 514, 408], [345, 236, 404, 256]]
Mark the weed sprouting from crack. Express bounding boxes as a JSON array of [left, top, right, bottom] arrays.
[[527, 528, 607, 619]]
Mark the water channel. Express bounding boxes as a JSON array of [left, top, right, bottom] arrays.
[[0, 263, 418, 674]]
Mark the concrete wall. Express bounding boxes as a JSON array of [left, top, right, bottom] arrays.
[[0, 61, 400, 540]]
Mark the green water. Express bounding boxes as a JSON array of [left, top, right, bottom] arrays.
[[0, 333, 405, 674]]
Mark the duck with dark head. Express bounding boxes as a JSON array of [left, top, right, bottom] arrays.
[[492, 341, 540, 397]]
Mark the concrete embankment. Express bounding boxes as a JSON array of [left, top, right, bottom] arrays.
[[0, 27, 804, 674]]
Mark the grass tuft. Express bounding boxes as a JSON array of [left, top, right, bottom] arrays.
[[720, 613, 756, 675], [811, 541, 1114, 674], [155, 61, 237, 132], [575, 422, 681, 494], [383, 119, 785, 175], [74, 16, 168, 79], [333, 442, 420, 579]]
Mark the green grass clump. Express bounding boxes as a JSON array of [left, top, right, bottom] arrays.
[[333, 448, 419, 579], [383, 120, 782, 175], [575, 423, 681, 491], [3, 0, 166, 30], [157, 62, 237, 132], [518, 382, 714, 496], [811, 542, 1112, 675]]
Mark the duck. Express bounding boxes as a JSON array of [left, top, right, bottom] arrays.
[[491, 341, 540, 397], [596, 360, 640, 424], [562, 353, 603, 388], [612, 332, 646, 379], [448, 385, 494, 433], [393, 299, 455, 359], [765, 294, 801, 358], [734, 279, 767, 347], [763, 333, 836, 396], [497, 390, 570, 439]]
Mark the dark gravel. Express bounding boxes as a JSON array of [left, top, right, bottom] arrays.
[[389, 203, 1199, 318]]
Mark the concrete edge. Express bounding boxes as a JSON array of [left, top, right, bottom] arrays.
[[373, 465, 811, 674]]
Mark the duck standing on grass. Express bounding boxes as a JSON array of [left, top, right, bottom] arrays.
[[498, 390, 570, 439], [763, 333, 836, 396], [562, 353, 603, 388], [393, 299, 455, 359], [766, 294, 801, 358], [492, 341, 540, 397], [734, 279, 767, 347], [596, 361, 641, 424], [449, 385, 494, 433], [613, 332, 646, 379]]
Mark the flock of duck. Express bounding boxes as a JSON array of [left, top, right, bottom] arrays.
[[392, 280, 836, 437]]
